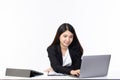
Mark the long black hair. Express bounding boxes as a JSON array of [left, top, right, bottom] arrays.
[[50, 23, 83, 55]]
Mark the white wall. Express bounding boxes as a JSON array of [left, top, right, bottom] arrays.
[[0, 0, 120, 75]]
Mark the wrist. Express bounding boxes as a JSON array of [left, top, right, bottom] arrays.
[[70, 70, 74, 75]]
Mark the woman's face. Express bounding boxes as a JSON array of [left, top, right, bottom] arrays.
[[59, 30, 73, 48]]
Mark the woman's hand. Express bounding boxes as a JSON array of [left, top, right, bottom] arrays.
[[70, 69, 80, 76], [44, 67, 53, 72]]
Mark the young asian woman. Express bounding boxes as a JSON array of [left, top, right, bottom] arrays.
[[45, 23, 83, 76]]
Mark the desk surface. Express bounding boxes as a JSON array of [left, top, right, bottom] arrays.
[[0, 67, 120, 79], [0, 73, 108, 79]]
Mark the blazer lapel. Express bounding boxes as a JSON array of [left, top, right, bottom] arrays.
[[57, 45, 63, 65], [68, 47, 73, 61]]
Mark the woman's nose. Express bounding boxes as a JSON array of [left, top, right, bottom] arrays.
[[66, 37, 70, 42]]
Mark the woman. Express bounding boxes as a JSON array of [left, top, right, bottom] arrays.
[[46, 23, 83, 76]]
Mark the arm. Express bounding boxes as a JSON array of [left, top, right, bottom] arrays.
[[47, 46, 71, 75], [70, 43, 83, 69]]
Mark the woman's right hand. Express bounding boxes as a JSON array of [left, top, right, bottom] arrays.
[[44, 67, 53, 72], [70, 69, 80, 76]]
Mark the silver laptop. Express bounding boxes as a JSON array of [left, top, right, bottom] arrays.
[[79, 54, 111, 78]]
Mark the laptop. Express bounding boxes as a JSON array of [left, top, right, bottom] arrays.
[[79, 54, 111, 78]]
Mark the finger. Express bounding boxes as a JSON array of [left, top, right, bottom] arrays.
[[76, 72, 80, 76], [75, 73, 79, 77]]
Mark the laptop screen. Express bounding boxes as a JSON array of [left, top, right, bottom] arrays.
[[79, 54, 111, 78]]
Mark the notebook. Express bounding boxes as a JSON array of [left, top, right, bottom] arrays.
[[6, 68, 43, 77], [79, 54, 111, 78], [48, 70, 65, 76]]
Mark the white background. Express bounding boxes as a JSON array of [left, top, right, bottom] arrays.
[[0, 0, 120, 78]]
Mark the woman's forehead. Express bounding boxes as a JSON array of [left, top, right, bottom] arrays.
[[61, 30, 73, 36]]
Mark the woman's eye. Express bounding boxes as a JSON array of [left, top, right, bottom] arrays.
[[69, 36, 73, 38], [63, 35, 67, 37]]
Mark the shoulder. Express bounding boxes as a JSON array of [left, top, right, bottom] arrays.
[[69, 43, 80, 52], [47, 45, 60, 53], [47, 45, 56, 51], [69, 44, 83, 56], [47, 45, 61, 57]]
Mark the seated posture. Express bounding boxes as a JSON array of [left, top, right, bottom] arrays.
[[46, 23, 83, 76]]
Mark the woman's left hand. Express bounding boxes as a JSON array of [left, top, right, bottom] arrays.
[[70, 69, 80, 76]]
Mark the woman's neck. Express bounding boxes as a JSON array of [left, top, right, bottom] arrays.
[[60, 44, 68, 50], [60, 44, 68, 56]]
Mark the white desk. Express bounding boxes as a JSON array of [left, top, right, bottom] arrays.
[[0, 67, 120, 79], [0, 73, 108, 79]]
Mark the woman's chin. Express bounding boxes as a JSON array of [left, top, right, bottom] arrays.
[[63, 44, 70, 47]]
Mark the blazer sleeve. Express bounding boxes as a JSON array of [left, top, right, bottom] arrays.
[[47, 46, 72, 75], [71, 51, 82, 69], [71, 44, 82, 69]]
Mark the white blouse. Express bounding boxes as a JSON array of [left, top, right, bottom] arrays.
[[62, 49, 72, 66]]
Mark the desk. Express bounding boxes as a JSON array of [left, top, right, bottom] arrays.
[[0, 67, 120, 79], [0, 73, 108, 79]]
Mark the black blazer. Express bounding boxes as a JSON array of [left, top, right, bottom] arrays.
[[47, 44, 82, 75]]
